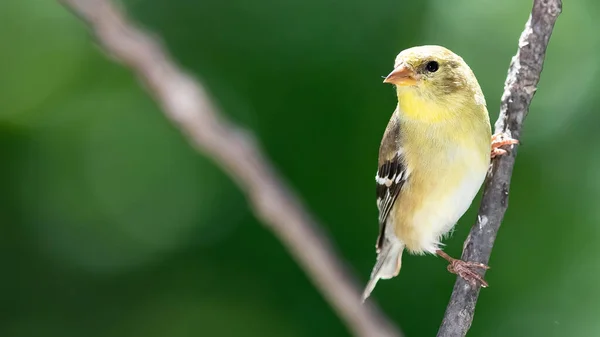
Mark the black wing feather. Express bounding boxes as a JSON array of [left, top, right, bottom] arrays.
[[375, 152, 407, 250]]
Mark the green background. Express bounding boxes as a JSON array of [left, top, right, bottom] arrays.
[[1, 0, 598, 336]]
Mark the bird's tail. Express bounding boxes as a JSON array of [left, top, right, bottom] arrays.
[[362, 238, 404, 302]]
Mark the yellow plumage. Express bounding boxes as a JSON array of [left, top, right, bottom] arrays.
[[363, 45, 496, 301]]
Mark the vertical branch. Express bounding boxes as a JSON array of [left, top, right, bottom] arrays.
[[58, 0, 402, 336], [437, 0, 562, 336]]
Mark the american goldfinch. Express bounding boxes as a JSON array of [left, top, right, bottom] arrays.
[[363, 45, 518, 301]]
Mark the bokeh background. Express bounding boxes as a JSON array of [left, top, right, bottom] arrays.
[[1, 0, 598, 336]]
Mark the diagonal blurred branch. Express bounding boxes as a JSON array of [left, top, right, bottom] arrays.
[[58, 0, 401, 336], [437, 1, 562, 336]]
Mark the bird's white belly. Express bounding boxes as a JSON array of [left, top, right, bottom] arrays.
[[408, 154, 488, 254]]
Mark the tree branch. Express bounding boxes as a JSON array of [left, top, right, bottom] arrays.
[[57, 0, 401, 336], [437, 1, 562, 336]]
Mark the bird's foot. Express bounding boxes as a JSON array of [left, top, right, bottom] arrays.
[[447, 259, 490, 288], [436, 250, 489, 288], [491, 132, 519, 158]]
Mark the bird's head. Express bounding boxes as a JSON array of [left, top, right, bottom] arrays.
[[383, 45, 485, 109]]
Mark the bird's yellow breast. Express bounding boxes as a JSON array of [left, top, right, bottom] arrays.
[[392, 91, 491, 254], [397, 88, 491, 150], [398, 90, 461, 124]]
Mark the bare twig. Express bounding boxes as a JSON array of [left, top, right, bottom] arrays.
[[437, 1, 562, 336], [57, 1, 402, 336]]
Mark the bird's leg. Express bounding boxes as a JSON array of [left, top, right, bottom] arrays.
[[435, 250, 490, 288], [491, 132, 519, 158]]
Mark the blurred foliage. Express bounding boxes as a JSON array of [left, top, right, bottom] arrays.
[[1, 0, 599, 336]]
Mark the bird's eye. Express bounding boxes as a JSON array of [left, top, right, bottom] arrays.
[[425, 61, 439, 73]]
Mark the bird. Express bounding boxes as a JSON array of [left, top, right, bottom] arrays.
[[362, 45, 518, 301]]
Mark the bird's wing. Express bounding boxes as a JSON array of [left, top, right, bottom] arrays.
[[375, 112, 408, 250]]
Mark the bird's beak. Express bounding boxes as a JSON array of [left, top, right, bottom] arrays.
[[383, 64, 417, 86]]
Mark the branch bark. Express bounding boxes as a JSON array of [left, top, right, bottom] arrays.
[[437, 1, 562, 336], [57, 1, 401, 336]]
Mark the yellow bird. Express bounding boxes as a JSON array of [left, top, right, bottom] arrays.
[[363, 45, 517, 301]]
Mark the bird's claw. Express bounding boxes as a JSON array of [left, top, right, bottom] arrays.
[[447, 260, 490, 288], [491, 132, 519, 158]]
